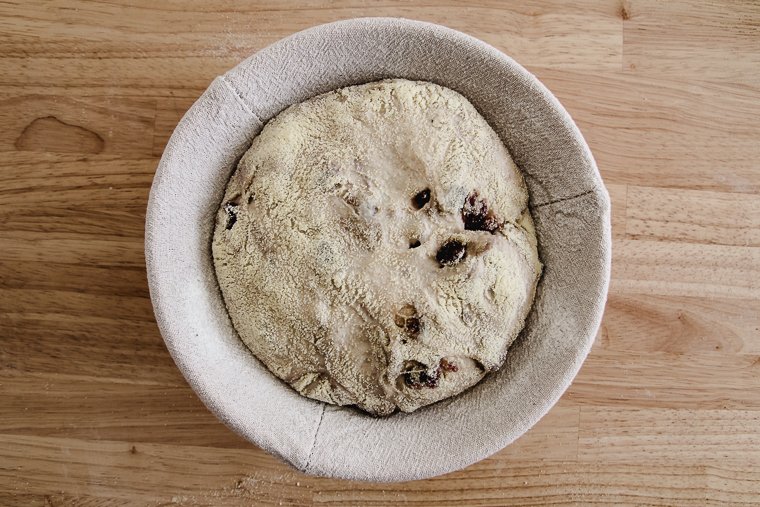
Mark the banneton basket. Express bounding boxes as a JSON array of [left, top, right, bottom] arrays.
[[145, 18, 611, 482]]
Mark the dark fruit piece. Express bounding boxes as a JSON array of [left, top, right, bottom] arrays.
[[224, 202, 238, 230], [462, 191, 500, 233], [440, 358, 459, 373], [402, 360, 440, 389], [394, 304, 421, 336], [409, 239, 421, 249], [436, 239, 466, 267], [405, 318, 420, 335], [411, 188, 431, 209]]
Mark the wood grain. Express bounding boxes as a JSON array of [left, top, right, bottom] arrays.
[[536, 69, 760, 193], [625, 186, 760, 247], [1, 0, 759, 505], [623, 0, 760, 86], [0, 95, 156, 156]]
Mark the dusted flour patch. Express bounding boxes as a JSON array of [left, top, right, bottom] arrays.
[[212, 79, 542, 416]]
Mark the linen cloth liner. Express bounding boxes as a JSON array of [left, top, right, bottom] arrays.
[[145, 17, 611, 482]]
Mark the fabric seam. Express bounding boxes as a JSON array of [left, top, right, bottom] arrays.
[[303, 404, 327, 472], [219, 75, 262, 123], [533, 189, 595, 208]]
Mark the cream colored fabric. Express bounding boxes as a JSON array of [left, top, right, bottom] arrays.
[[145, 18, 611, 482]]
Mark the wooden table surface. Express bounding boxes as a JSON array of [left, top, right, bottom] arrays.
[[2, 1, 759, 505]]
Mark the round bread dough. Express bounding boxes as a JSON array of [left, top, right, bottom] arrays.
[[212, 79, 542, 416]]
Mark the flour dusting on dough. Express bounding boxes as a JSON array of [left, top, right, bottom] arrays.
[[212, 79, 542, 416]]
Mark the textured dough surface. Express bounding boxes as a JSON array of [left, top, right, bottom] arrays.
[[212, 79, 542, 416]]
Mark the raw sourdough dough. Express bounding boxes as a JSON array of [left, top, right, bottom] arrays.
[[212, 79, 542, 416]]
